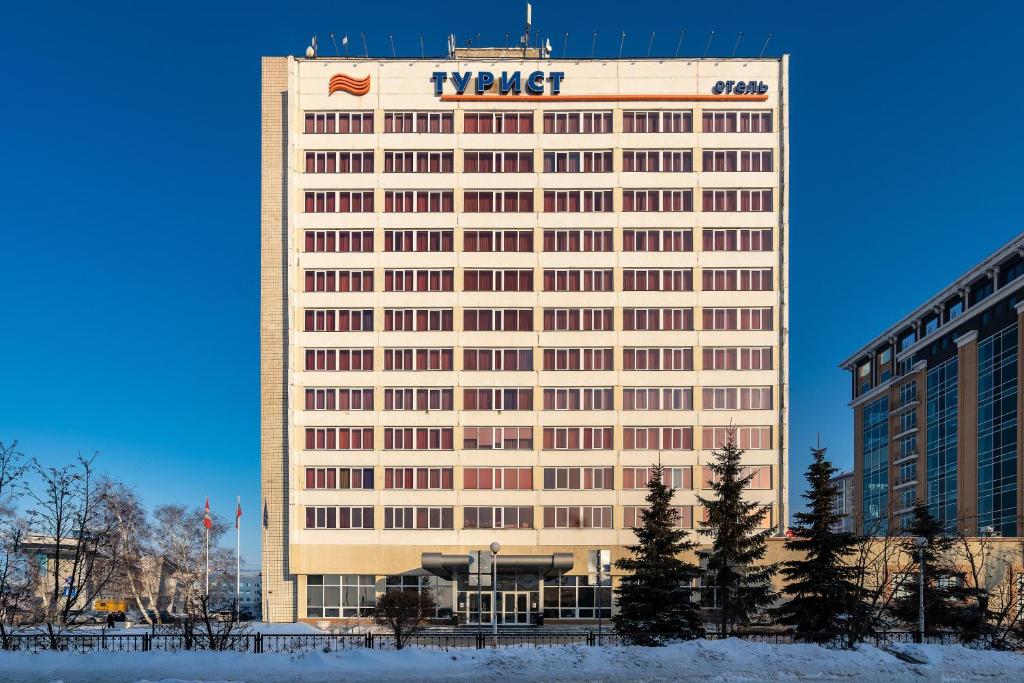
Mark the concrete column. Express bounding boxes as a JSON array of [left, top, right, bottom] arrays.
[[853, 404, 864, 535], [956, 330, 979, 535], [1016, 302, 1024, 534]]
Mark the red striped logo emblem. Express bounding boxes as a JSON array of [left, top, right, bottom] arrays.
[[328, 73, 371, 96]]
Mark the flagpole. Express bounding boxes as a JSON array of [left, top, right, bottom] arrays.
[[236, 496, 241, 618], [205, 524, 210, 596]]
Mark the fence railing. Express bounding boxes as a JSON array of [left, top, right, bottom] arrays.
[[0, 630, 995, 654]]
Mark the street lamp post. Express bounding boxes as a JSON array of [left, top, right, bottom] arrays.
[[490, 541, 500, 648], [914, 536, 928, 643]]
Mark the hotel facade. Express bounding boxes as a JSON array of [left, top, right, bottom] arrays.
[[842, 234, 1024, 538], [261, 50, 790, 623]]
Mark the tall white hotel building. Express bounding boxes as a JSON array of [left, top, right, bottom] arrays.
[[261, 47, 789, 624]]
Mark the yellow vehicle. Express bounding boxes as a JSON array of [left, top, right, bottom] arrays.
[[93, 600, 127, 613]]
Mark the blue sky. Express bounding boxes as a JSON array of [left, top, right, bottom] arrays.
[[1, 0, 1022, 564]]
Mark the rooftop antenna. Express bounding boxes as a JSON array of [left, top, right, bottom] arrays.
[[388, 34, 397, 58], [419, 34, 425, 58], [591, 31, 597, 58], [308, 35, 318, 58], [447, 34, 456, 58], [731, 32, 743, 58], [562, 32, 569, 58], [703, 30, 715, 58], [535, 30, 541, 53], [476, 33, 481, 47], [523, 2, 532, 57], [759, 33, 773, 57], [504, 32, 510, 49], [360, 32, 368, 58], [342, 34, 349, 57], [544, 37, 552, 58], [329, 33, 340, 56], [675, 29, 685, 57], [646, 32, 655, 58], [618, 31, 626, 58]]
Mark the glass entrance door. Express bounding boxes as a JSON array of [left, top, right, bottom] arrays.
[[501, 592, 530, 624], [464, 592, 492, 625]]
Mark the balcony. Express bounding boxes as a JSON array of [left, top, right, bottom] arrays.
[[893, 451, 918, 466]]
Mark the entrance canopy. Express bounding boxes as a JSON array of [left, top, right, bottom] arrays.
[[422, 552, 574, 580]]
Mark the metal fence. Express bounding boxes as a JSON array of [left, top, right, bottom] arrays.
[[0, 630, 995, 654]]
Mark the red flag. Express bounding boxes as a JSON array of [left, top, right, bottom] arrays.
[[203, 497, 212, 530], [235, 497, 242, 529]]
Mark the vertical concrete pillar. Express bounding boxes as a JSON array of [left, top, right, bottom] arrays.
[[956, 330, 979, 535], [852, 405, 864, 534]]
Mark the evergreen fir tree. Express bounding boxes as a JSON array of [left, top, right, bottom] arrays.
[[774, 444, 864, 643], [890, 500, 957, 634], [613, 463, 704, 644], [698, 432, 779, 637]]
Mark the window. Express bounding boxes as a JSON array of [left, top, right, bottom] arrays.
[[622, 189, 693, 212], [304, 427, 374, 450], [384, 507, 454, 529], [623, 229, 693, 252], [701, 150, 773, 172], [304, 507, 374, 529], [701, 189, 773, 212], [383, 467, 454, 490], [701, 347, 773, 370], [463, 111, 533, 133], [383, 348, 453, 371], [702, 308, 773, 331], [622, 269, 693, 292], [542, 388, 614, 411], [383, 427, 454, 450], [900, 380, 918, 406], [307, 574, 376, 619], [543, 575, 611, 619], [303, 309, 374, 332], [463, 151, 534, 173], [622, 466, 692, 490], [463, 270, 534, 292], [702, 426, 773, 450], [463, 507, 534, 529], [304, 111, 374, 134], [304, 270, 374, 293], [623, 308, 694, 331], [463, 467, 533, 490], [383, 388, 454, 411], [542, 506, 613, 528], [542, 230, 614, 252], [463, 230, 534, 252], [542, 190, 613, 212], [542, 111, 612, 133], [304, 151, 375, 173], [622, 347, 693, 370], [622, 387, 693, 410], [542, 270, 613, 292], [304, 230, 374, 253], [463, 190, 534, 212], [542, 348, 614, 371], [462, 427, 534, 450], [462, 388, 533, 411], [701, 229, 773, 251], [702, 387, 773, 410], [622, 149, 693, 172], [463, 309, 534, 331], [304, 348, 374, 371], [622, 427, 693, 450], [622, 110, 692, 133], [702, 110, 772, 133], [304, 388, 374, 411], [304, 191, 374, 213], [542, 151, 613, 173], [384, 190, 454, 213], [542, 467, 613, 490], [384, 111, 453, 133], [384, 230, 454, 252], [542, 308, 614, 331], [542, 427, 614, 450], [702, 465, 772, 490], [463, 348, 533, 371], [384, 270, 454, 292], [384, 150, 454, 173], [383, 309, 453, 332], [701, 269, 773, 291], [304, 467, 375, 489], [624, 505, 692, 529]]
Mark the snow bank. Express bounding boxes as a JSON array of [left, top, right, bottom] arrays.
[[1, 638, 1021, 682]]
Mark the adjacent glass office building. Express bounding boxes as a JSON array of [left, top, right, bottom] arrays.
[[842, 235, 1024, 536]]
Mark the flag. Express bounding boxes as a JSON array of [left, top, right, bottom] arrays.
[[203, 497, 212, 530], [342, 35, 348, 46], [235, 497, 242, 529]]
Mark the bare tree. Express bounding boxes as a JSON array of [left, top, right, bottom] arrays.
[[0, 442, 29, 517], [374, 589, 436, 649], [25, 453, 120, 647], [0, 520, 37, 647], [101, 481, 157, 625]]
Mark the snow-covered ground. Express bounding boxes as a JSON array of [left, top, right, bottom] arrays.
[[1, 639, 1022, 682]]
